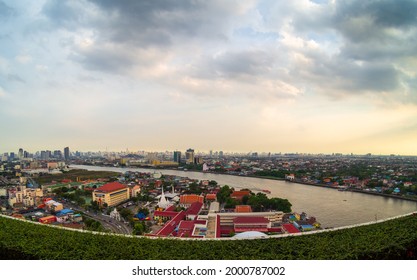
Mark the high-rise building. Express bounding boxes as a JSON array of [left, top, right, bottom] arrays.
[[9, 152, 15, 160], [64, 147, 70, 160], [40, 151, 47, 160], [18, 148, 23, 159], [173, 151, 182, 163], [194, 156, 203, 164], [185, 148, 195, 164], [53, 150, 62, 159]]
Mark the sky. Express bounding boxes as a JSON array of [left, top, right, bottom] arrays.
[[0, 0, 416, 155]]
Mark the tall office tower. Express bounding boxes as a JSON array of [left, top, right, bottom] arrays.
[[185, 148, 195, 164], [40, 151, 47, 160], [10, 152, 15, 160], [64, 147, 70, 160], [209, 150, 213, 157], [173, 151, 182, 163], [219, 151, 224, 157], [53, 150, 62, 159], [23, 151, 29, 158], [18, 148, 23, 159]]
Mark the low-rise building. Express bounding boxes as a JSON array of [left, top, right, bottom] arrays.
[[92, 182, 130, 207], [235, 205, 252, 213], [231, 190, 251, 201], [39, 215, 57, 224], [179, 194, 204, 207], [45, 200, 63, 212], [55, 209, 74, 223]]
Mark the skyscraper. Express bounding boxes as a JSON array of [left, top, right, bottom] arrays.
[[53, 150, 62, 159], [173, 151, 181, 163], [64, 147, 70, 160], [18, 148, 23, 159], [185, 148, 195, 164]]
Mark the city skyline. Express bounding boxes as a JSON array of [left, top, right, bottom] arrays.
[[1, 1, 416, 155]]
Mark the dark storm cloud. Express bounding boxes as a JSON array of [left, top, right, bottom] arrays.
[[291, 48, 400, 94], [338, 0, 417, 29], [42, 0, 238, 47], [88, 0, 236, 43], [40, 0, 245, 75], [275, 0, 417, 98], [333, 0, 417, 43]]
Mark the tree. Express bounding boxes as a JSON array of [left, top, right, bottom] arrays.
[[225, 198, 238, 209], [90, 200, 100, 211], [242, 195, 250, 205], [119, 208, 134, 221], [217, 185, 233, 204], [267, 198, 292, 213], [77, 197, 86, 206], [133, 222, 145, 235]]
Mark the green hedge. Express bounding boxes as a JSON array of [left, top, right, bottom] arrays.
[[1, 214, 417, 260]]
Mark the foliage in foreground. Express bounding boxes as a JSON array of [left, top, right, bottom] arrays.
[[1, 214, 417, 260]]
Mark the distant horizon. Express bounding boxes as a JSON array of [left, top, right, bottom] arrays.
[[1, 146, 416, 157]]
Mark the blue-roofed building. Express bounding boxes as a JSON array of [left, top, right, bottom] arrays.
[[56, 209, 74, 223]]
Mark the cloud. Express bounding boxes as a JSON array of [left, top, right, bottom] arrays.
[[34, 0, 417, 104], [0, 1, 14, 20], [7, 73, 25, 83], [256, 0, 417, 102], [0, 86, 6, 98], [15, 54, 32, 64], [36, 65, 48, 72]]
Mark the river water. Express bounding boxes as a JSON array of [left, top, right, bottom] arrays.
[[71, 165, 417, 228]]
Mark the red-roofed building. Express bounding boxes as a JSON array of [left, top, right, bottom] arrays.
[[235, 205, 252, 213], [165, 205, 176, 212], [177, 220, 196, 237], [185, 201, 203, 220], [180, 194, 204, 207], [155, 211, 186, 237], [231, 190, 251, 201], [233, 216, 269, 233], [282, 223, 300, 234], [39, 216, 57, 224], [92, 182, 130, 207], [205, 193, 217, 201]]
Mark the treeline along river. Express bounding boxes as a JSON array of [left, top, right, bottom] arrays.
[[71, 165, 417, 228]]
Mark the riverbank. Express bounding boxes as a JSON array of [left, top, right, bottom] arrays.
[[69, 164, 417, 203]]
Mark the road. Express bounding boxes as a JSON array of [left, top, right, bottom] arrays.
[[66, 202, 132, 235], [84, 211, 132, 234]]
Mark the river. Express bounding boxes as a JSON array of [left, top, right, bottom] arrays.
[[71, 164, 417, 228]]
